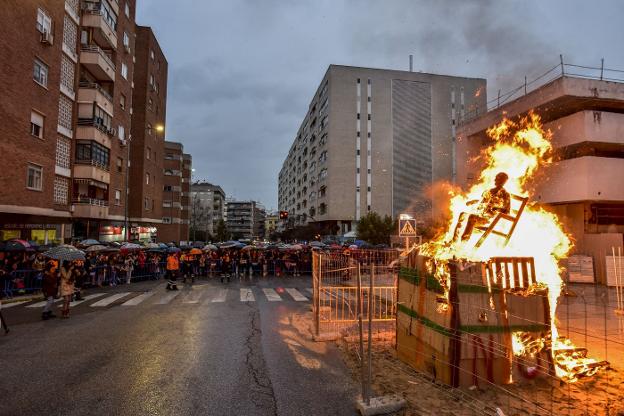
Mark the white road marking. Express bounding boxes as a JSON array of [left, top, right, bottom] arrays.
[[286, 288, 308, 301], [240, 288, 255, 302], [65, 293, 105, 307], [263, 288, 282, 302], [122, 292, 154, 306], [90, 292, 131, 307], [1, 300, 31, 309], [27, 298, 62, 308], [209, 288, 227, 303], [183, 290, 203, 304], [156, 291, 181, 304]]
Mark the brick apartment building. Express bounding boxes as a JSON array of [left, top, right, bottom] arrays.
[[0, 0, 78, 243], [0, 0, 179, 244], [128, 25, 168, 241], [160, 141, 192, 243]]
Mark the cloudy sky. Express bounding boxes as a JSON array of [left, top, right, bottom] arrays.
[[136, 0, 624, 210]]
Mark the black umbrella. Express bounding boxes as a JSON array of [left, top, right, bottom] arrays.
[[43, 245, 85, 262]]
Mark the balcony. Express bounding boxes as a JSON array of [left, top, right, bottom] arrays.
[[80, 45, 115, 81], [536, 156, 624, 203], [72, 197, 109, 219], [74, 160, 110, 184], [76, 121, 112, 149], [78, 82, 114, 116], [81, 2, 118, 49]]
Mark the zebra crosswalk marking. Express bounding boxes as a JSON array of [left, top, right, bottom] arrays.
[[183, 290, 203, 304], [209, 288, 227, 303], [64, 293, 105, 307], [285, 288, 308, 301], [263, 288, 282, 302], [90, 292, 131, 307], [1, 300, 31, 309], [240, 288, 255, 302], [27, 298, 62, 308], [156, 291, 180, 305], [122, 292, 154, 306]]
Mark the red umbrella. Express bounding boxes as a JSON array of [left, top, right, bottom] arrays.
[[4, 239, 32, 251]]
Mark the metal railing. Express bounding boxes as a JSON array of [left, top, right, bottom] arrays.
[[74, 158, 110, 171], [80, 44, 115, 69], [79, 81, 113, 102], [77, 117, 115, 136], [72, 197, 109, 206], [462, 57, 624, 123]]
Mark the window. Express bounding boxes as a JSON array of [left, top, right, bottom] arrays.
[[55, 137, 71, 169], [125, 2, 130, 18], [147, 123, 152, 135], [144, 197, 150, 209], [118, 125, 125, 140], [60, 55, 75, 93], [30, 111, 44, 139], [149, 74, 154, 86], [150, 49, 155, 60], [114, 190, 121, 205], [58, 95, 73, 130], [357, 113, 360, 120], [36, 8, 52, 34], [145, 173, 150, 185], [148, 98, 153, 111], [164, 185, 172, 192], [101, 0, 118, 30], [75, 140, 110, 168], [146, 147, 151, 160], [121, 63, 128, 79], [53, 176, 68, 204], [94, 105, 112, 129], [63, 16, 77, 52], [27, 164, 43, 190], [162, 217, 171, 224], [116, 157, 123, 172], [33, 59, 48, 87], [368, 114, 371, 121], [120, 94, 126, 109], [123, 32, 130, 48]]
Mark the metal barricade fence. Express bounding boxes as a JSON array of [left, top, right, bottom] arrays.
[[312, 249, 399, 338]]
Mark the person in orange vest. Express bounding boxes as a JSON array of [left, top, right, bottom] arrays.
[[166, 253, 179, 290]]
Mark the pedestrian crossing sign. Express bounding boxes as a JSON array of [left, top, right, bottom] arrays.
[[399, 218, 417, 237]]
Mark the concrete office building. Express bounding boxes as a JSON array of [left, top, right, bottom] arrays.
[[160, 141, 191, 243], [226, 200, 266, 240], [127, 25, 168, 240], [190, 182, 226, 239], [457, 75, 624, 284], [278, 65, 486, 236]]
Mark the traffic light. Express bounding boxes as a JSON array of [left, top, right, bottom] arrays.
[[279, 210, 288, 220]]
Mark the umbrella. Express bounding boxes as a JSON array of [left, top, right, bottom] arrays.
[[3, 239, 32, 251], [120, 243, 141, 250], [203, 244, 218, 251], [144, 242, 159, 249], [43, 245, 85, 262], [189, 248, 202, 255], [290, 244, 304, 250], [309, 241, 325, 248], [107, 242, 122, 247], [79, 239, 101, 247], [219, 241, 244, 249], [147, 247, 165, 253], [167, 247, 181, 253], [85, 244, 107, 252], [348, 244, 359, 250], [158, 243, 169, 249], [192, 241, 205, 248]]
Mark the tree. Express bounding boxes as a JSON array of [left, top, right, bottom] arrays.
[[356, 212, 397, 245], [215, 219, 230, 242]]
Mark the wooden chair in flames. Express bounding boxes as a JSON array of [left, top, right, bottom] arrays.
[[475, 194, 529, 248]]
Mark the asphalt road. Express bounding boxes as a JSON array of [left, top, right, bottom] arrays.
[[0, 277, 358, 416]]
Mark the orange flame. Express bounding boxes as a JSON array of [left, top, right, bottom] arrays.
[[421, 113, 606, 382]]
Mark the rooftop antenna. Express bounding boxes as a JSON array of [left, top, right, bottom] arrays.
[[409, 55, 413, 72]]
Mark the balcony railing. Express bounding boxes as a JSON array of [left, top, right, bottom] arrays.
[[74, 158, 110, 171], [81, 1, 118, 31], [79, 81, 113, 103], [73, 197, 109, 206], [77, 118, 115, 136], [80, 44, 115, 69]]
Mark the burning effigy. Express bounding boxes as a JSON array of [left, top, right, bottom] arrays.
[[397, 113, 609, 387]]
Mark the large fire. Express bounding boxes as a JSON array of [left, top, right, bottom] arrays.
[[421, 112, 607, 383]]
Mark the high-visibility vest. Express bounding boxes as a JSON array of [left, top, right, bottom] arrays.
[[167, 256, 179, 270]]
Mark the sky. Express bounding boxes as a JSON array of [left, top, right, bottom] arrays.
[[136, 0, 624, 211]]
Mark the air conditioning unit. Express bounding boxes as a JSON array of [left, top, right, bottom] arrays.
[[108, 127, 117, 136], [40, 31, 54, 45]]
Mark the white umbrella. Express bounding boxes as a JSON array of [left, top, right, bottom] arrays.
[[43, 245, 85, 262]]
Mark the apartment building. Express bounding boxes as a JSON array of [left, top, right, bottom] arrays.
[[190, 182, 226, 239], [264, 213, 279, 239], [457, 75, 624, 284], [128, 25, 168, 239], [0, 1, 176, 243], [278, 65, 486, 235], [226, 201, 266, 240], [160, 141, 191, 243], [0, 1, 79, 243]]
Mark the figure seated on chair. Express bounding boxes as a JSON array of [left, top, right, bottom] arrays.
[[451, 172, 511, 242]]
